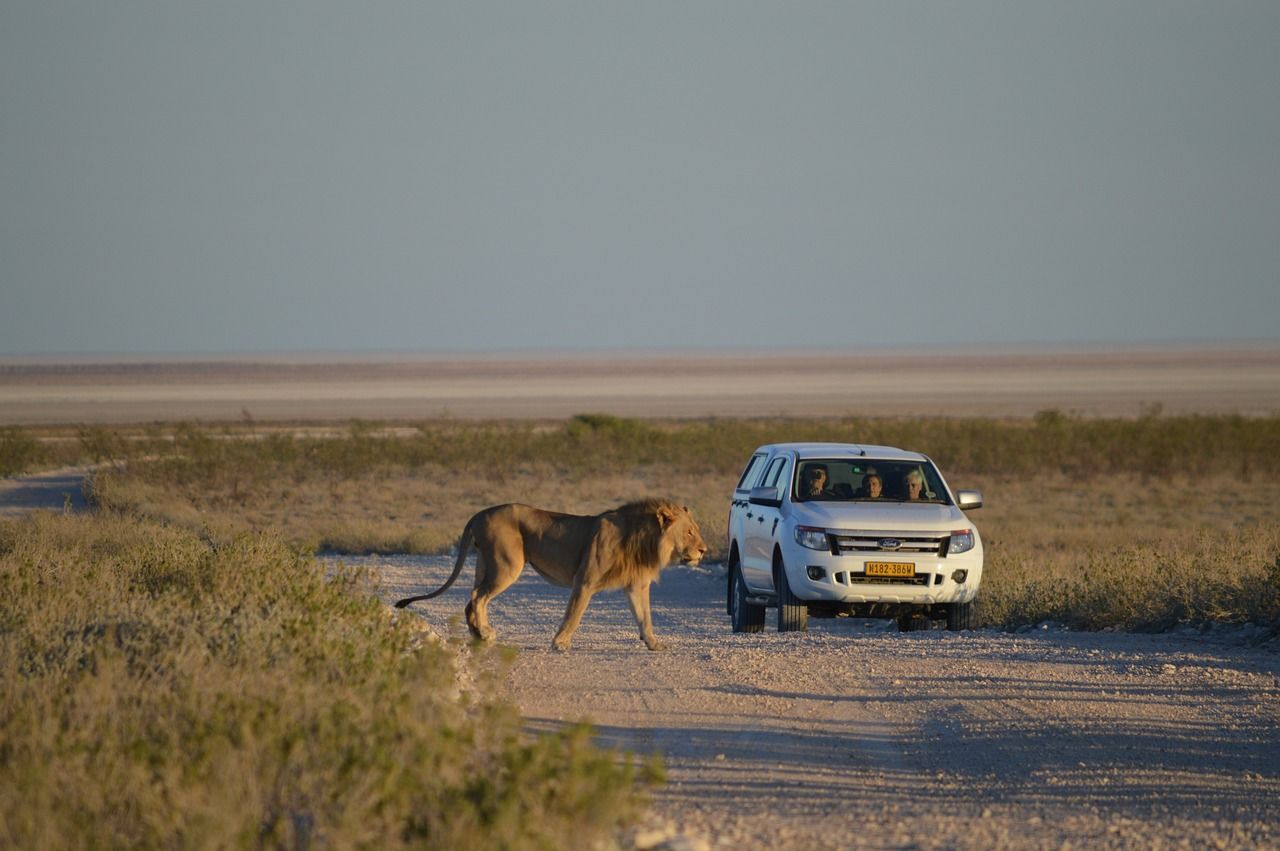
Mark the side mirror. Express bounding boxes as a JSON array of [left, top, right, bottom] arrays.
[[748, 486, 782, 508], [956, 490, 984, 510]]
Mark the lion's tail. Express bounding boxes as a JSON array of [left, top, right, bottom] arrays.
[[394, 517, 476, 608]]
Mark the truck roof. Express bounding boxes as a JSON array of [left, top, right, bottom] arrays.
[[755, 442, 929, 462]]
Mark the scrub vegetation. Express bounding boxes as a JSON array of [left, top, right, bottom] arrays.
[[10, 412, 1280, 629], [0, 511, 654, 850], [3, 412, 1278, 846], [17, 410, 1280, 631]]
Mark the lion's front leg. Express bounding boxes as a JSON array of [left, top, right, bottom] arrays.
[[553, 541, 606, 652], [625, 580, 667, 651], [551, 580, 595, 652]]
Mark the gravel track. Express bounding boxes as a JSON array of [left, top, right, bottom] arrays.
[[346, 554, 1280, 850], [0, 465, 91, 517]]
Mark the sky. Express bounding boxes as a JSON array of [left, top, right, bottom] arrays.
[[2, 1, 1277, 356]]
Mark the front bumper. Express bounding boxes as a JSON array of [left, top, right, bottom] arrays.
[[783, 543, 983, 605]]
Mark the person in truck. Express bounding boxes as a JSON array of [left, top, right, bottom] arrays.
[[798, 463, 833, 500]]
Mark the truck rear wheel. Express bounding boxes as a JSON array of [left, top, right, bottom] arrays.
[[730, 561, 765, 633]]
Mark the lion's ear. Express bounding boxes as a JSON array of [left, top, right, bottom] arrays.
[[656, 506, 677, 528]]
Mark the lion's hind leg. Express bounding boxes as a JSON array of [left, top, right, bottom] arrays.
[[466, 541, 525, 643]]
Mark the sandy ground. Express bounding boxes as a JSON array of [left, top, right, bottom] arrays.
[[3, 344, 1279, 423], [362, 554, 1280, 851]]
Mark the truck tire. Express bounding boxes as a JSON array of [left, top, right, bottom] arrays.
[[775, 552, 808, 633], [730, 562, 765, 633], [726, 548, 738, 616], [946, 599, 976, 631]]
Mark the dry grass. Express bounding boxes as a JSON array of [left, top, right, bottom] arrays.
[[89, 460, 726, 559], [971, 472, 1280, 628]]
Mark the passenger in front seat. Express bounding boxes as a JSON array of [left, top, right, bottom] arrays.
[[904, 469, 928, 500]]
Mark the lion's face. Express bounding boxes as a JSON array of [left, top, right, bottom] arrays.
[[661, 505, 708, 566]]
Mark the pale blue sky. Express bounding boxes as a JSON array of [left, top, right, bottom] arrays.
[[2, 2, 1277, 355]]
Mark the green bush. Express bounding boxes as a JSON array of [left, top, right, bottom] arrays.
[[0, 513, 650, 850], [0, 428, 46, 477]]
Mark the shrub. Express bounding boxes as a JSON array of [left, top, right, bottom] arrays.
[[0, 428, 45, 477]]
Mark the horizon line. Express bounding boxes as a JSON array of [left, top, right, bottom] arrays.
[[3, 337, 1280, 365]]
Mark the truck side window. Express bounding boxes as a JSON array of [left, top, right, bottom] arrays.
[[735, 454, 767, 491], [761, 457, 787, 488]]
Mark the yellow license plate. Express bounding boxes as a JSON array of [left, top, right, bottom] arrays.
[[865, 561, 915, 578]]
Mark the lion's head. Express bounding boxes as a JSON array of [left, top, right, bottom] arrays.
[[658, 503, 707, 566], [606, 500, 708, 583]]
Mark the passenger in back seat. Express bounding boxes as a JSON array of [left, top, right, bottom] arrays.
[[860, 473, 883, 499]]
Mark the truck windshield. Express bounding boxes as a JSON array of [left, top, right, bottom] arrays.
[[793, 459, 949, 504]]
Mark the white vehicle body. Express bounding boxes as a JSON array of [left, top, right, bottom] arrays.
[[726, 442, 985, 633]]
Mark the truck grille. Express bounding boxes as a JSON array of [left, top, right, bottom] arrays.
[[829, 531, 948, 556], [833, 571, 931, 587]]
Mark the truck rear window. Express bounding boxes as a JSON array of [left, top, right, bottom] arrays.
[[735, 453, 767, 490]]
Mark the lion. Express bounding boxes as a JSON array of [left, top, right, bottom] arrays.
[[395, 499, 707, 651]]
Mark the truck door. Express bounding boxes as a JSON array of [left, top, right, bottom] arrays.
[[729, 452, 767, 556], [741, 455, 790, 592]]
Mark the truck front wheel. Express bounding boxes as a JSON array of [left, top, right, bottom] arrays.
[[946, 599, 976, 631], [774, 552, 809, 633]]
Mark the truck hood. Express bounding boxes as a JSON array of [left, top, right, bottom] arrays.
[[787, 501, 969, 532]]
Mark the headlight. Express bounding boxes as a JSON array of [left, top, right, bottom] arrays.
[[794, 526, 829, 551], [949, 529, 975, 555]]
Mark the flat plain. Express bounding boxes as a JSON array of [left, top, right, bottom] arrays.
[[3, 343, 1278, 423]]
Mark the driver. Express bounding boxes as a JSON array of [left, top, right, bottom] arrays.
[[799, 464, 833, 499]]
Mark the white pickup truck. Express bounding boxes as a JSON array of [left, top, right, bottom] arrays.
[[726, 442, 985, 633]]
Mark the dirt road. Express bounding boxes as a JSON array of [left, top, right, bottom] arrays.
[[363, 555, 1280, 850], [0, 465, 91, 518]]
